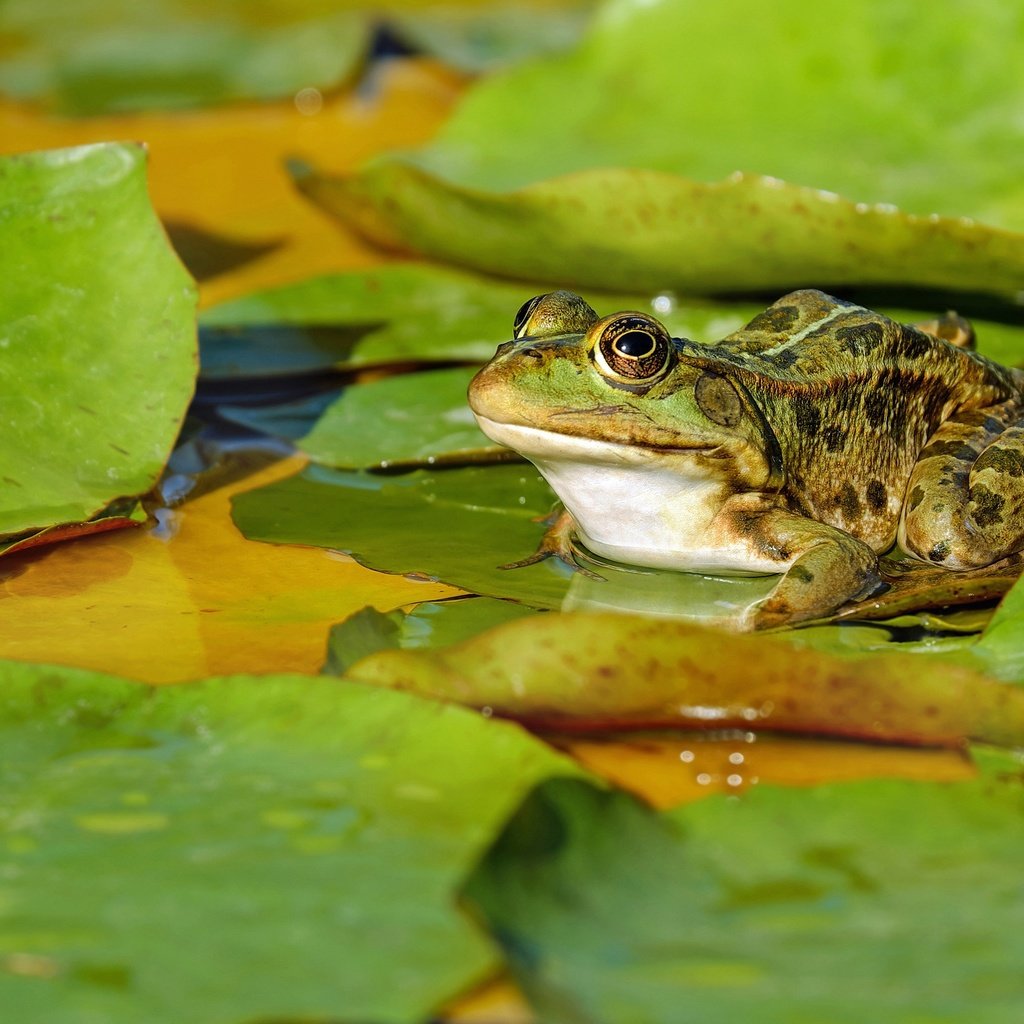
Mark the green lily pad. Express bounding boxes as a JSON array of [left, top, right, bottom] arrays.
[[347, 610, 1024, 746], [324, 598, 540, 675], [412, 0, 1024, 220], [0, 143, 196, 542], [299, 366, 501, 468], [0, 0, 367, 114], [0, 661, 576, 1023], [465, 764, 1024, 1024], [199, 262, 760, 375], [302, 160, 1024, 296], [306, 0, 1024, 296], [231, 462, 784, 616]]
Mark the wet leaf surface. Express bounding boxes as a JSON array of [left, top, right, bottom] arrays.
[[347, 611, 1024, 747], [464, 762, 1024, 1024], [0, 661, 577, 1023], [0, 142, 196, 542]]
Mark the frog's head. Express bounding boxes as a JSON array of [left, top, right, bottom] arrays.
[[469, 291, 782, 490]]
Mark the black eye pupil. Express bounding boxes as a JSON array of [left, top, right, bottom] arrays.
[[614, 330, 655, 358]]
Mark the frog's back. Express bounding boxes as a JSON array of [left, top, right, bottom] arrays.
[[705, 290, 1022, 551]]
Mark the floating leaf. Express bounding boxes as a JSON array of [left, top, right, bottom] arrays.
[[347, 611, 1024, 746], [0, 661, 577, 1023], [299, 367, 501, 468], [408, 0, 1024, 222], [232, 462, 570, 606], [0, 143, 196, 543], [201, 262, 758, 373], [231, 462, 785, 616], [0, 0, 368, 114], [304, 0, 1024, 296], [301, 159, 1024, 296], [465, 768, 1024, 1024]]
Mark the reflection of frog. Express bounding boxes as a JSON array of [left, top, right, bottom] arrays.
[[468, 289, 1024, 628]]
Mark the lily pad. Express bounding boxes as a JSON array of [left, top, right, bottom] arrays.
[[0, 0, 368, 114], [301, 160, 1024, 296], [200, 262, 760, 374], [299, 366, 501, 468], [346, 611, 1024, 747], [0, 143, 196, 543], [231, 462, 785, 616], [0, 661, 576, 1023], [305, 0, 1024, 296], [465, 766, 1024, 1024]]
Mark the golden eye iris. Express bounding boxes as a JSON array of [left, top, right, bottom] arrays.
[[593, 314, 672, 381]]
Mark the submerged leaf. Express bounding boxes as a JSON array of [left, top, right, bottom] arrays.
[[347, 611, 1024, 747], [0, 143, 196, 543], [465, 768, 1024, 1024], [0, 661, 576, 1023]]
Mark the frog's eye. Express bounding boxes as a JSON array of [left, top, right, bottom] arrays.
[[592, 314, 673, 383], [513, 296, 543, 338], [512, 291, 599, 339]]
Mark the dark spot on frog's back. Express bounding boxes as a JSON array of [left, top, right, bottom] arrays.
[[743, 305, 800, 333], [866, 479, 887, 513], [975, 446, 1024, 478], [863, 391, 888, 429], [972, 485, 1005, 526], [899, 325, 935, 359], [836, 321, 884, 355], [920, 438, 978, 462], [838, 482, 862, 520], [822, 426, 845, 451], [792, 395, 820, 435]]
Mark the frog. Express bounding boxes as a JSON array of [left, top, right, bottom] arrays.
[[467, 288, 1024, 629]]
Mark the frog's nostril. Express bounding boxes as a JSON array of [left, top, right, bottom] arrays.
[[520, 346, 544, 361]]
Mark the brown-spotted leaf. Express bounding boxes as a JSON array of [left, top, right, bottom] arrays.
[[297, 160, 1024, 295], [346, 611, 1024, 747]]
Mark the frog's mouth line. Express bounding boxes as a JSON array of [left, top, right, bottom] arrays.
[[473, 415, 724, 461]]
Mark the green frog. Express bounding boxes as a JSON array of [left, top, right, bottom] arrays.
[[468, 289, 1024, 628]]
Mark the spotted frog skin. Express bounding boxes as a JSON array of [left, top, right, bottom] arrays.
[[468, 289, 1024, 628]]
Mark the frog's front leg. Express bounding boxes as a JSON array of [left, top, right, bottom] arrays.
[[501, 506, 603, 580], [718, 500, 884, 629], [900, 401, 1024, 569]]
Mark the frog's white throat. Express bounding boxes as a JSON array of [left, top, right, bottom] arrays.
[[474, 417, 779, 574]]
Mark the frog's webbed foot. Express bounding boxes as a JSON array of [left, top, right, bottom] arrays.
[[500, 509, 604, 581], [912, 310, 975, 350], [727, 508, 882, 630]]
